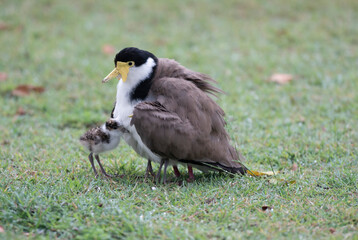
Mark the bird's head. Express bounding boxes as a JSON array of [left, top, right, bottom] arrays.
[[102, 47, 158, 84]]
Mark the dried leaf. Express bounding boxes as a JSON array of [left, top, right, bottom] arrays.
[[291, 163, 298, 171], [247, 170, 278, 176], [0, 22, 9, 30], [12, 85, 45, 97], [71, 202, 78, 209], [261, 206, 273, 212], [269, 73, 293, 84], [0, 225, 4, 233], [329, 228, 336, 234], [15, 107, 27, 116], [102, 44, 115, 55], [0, 72, 7, 82]]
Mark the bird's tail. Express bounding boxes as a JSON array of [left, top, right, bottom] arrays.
[[202, 161, 247, 175]]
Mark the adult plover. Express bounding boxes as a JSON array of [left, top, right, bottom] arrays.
[[102, 47, 247, 183]]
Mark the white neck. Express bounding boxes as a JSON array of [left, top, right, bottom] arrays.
[[126, 57, 156, 85], [110, 57, 161, 163], [112, 57, 156, 125]]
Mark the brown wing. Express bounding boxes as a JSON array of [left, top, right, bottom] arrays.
[[130, 77, 245, 172]]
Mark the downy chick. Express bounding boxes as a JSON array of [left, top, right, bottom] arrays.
[[80, 119, 127, 177]]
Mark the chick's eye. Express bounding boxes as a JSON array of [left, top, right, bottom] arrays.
[[128, 61, 134, 66]]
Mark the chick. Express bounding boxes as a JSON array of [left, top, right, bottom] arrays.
[[80, 119, 127, 177]]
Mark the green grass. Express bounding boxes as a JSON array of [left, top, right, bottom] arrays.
[[1, 0, 357, 239]]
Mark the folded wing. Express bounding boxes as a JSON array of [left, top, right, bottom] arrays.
[[130, 77, 245, 173]]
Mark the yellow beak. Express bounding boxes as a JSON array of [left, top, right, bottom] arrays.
[[102, 61, 131, 83]]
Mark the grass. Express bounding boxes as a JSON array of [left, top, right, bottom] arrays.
[[1, 0, 357, 239]]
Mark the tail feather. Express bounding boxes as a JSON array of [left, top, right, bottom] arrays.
[[178, 159, 247, 175]]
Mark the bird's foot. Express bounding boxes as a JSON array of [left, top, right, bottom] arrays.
[[187, 165, 195, 183], [94, 155, 123, 178], [187, 176, 195, 183], [145, 160, 156, 179], [173, 165, 181, 178]]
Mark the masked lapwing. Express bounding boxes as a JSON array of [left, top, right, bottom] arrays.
[[103, 47, 247, 183], [80, 119, 127, 178]]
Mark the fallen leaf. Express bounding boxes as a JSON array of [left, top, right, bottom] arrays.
[[15, 107, 27, 116], [261, 206, 273, 212], [247, 170, 278, 176], [0, 22, 9, 30], [329, 228, 335, 234], [102, 44, 115, 55], [291, 163, 298, 171], [12, 85, 45, 97], [269, 73, 293, 84], [71, 202, 78, 209], [0, 72, 7, 82], [0, 226, 4, 233]]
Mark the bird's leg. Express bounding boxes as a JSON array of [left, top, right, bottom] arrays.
[[187, 165, 195, 182], [88, 153, 98, 177], [95, 154, 119, 178], [173, 165, 181, 178], [145, 160, 155, 178], [163, 160, 169, 184], [156, 159, 165, 184]]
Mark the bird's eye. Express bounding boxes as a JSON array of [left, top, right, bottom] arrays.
[[128, 61, 134, 67]]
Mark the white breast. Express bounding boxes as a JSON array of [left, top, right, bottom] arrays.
[[112, 58, 161, 163], [113, 93, 161, 163]]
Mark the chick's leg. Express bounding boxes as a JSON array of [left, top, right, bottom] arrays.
[[95, 154, 122, 178], [88, 153, 98, 177]]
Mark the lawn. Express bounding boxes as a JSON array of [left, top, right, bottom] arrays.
[[0, 0, 357, 239]]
